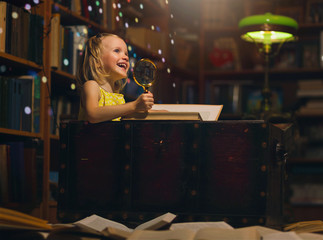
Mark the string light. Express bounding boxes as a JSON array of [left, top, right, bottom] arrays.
[[42, 76, 47, 83], [139, 3, 144, 9], [135, 17, 139, 23]]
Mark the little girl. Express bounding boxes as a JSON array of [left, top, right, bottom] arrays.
[[76, 33, 154, 122]]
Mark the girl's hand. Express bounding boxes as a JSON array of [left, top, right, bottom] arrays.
[[134, 91, 154, 112]]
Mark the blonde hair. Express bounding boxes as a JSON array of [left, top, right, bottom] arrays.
[[76, 33, 126, 93]]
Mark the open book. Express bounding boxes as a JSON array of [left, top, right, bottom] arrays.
[[127, 225, 320, 240], [0, 207, 52, 231], [47, 212, 176, 240], [284, 220, 323, 234], [123, 104, 223, 121]]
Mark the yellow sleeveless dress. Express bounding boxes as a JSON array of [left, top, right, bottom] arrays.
[[78, 86, 125, 121]]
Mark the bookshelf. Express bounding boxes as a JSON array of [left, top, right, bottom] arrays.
[[0, 0, 170, 222]]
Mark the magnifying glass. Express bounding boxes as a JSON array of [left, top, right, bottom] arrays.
[[133, 58, 157, 93]]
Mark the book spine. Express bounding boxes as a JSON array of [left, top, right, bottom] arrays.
[[0, 2, 7, 52], [33, 76, 41, 133], [5, 3, 11, 54], [320, 31, 323, 68], [0, 77, 9, 128], [20, 77, 33, 132]]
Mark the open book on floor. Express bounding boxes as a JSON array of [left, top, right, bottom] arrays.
[[284, 220, 323, 233], [127, 225, 323, 240], [47, 212, 176, 240]]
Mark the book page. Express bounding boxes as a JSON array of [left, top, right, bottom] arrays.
[[170, 222, 233, 232], [135, 212, 176, 230], [151, 104, 223, 121], [128, 229, 195, 240], [75, 214, 132, 233], [298, 232, 323, 240], [262, 231, 302, 240], [194, 227, 260, 240]]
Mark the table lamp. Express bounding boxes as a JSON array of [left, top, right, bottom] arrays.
[[239, 13, 298, 119]]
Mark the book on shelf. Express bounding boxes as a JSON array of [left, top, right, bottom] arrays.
[[297, 99, 323, 115], [0, 141, 43, 204], [297, 89, 323, 98], [123, 104, 223, 121], [51, 21, 88, 75], [50, 13, 61, 69], [297, 79, 323, 90], [290, 183, 323, 205], [1, 1, 43, 64], [0, 75, 41, 132], [0, 144, 9, 204], [0, 1, 7, 52], [208, 37, 241, 71], [302, 41, 319, 68]]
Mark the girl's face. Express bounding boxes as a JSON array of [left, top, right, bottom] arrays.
[[101, 35, 129, 80]]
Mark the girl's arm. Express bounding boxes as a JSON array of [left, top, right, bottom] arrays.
[[82, 81, 154, 123]]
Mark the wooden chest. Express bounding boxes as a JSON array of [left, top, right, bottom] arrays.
[[58, 120, 292, 228]]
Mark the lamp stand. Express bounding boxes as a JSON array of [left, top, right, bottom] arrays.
[[261, 53, 271, 112]]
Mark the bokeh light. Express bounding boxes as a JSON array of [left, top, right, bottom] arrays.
[[63, 59, 69, 66], [12, 11, 18, 19], [24, 4, 31, 10], [42, 76, 47, 83], [0, 65, 7, 73], [24, 106, 32, 115], [70, 83, 76, 90]]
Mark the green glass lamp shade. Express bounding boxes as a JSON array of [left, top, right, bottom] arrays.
[[239, 13, 298, 45]]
